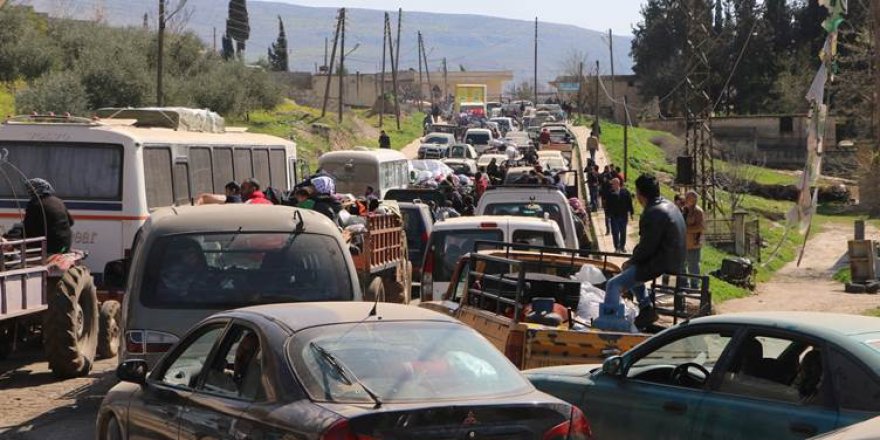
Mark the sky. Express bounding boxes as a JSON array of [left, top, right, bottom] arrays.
[[269, 0, 647, 36]]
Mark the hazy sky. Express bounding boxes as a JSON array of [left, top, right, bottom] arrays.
[[270, 0, 647, 36]]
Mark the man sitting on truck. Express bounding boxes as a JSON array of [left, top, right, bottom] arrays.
[[20, 178, 74, 255], [595, 174, 686, 332]]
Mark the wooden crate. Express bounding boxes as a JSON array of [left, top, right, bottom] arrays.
[[848, 240, 876, 282]]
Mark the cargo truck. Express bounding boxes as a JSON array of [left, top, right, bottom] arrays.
[[455, 84, 488, 116]]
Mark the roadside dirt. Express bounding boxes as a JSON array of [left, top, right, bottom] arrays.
[[719, 221, 880, 315], [0, 346, 118, 440]]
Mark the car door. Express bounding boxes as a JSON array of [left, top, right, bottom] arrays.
[[823, 347, 880, 429], [179, 323, 267, 440], [127, 323, 227, 440], [583, 326, 738, 440], [693, 330, 839, 439]]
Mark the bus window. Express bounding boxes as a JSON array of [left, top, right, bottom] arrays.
[[0, 142, 123, 201], [234, 149, 253, 181], [270, 150, 286, 189], [213, 147, 234, 191], [189, 147, 213, 195], [172, 163, 191, 205], [253, 149, 271, 187], [144, 147, 174, 208]]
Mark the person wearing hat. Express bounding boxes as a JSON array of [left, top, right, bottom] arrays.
[[241, 178, 272, 205], [309, 176, 342, 221], [21, 178, 74, 254]]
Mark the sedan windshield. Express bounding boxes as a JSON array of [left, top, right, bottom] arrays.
[[289, 321, 531, 403], [141, 232, 353, 308]]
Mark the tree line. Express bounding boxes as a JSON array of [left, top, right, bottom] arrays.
[[0, 4, 290, 116], [632, 0, 872, 139]]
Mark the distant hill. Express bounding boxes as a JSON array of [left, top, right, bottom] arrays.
[[22, 0, 633, 84]]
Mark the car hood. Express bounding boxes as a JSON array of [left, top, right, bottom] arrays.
[[524, 364, 599, 379]]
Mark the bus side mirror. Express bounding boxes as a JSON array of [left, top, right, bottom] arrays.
[[103, 258, 129, 291]]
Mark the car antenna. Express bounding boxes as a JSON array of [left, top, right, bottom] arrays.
[[292, 210, 305, 234]]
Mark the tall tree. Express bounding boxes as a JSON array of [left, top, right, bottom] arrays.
[[221, 33, 235, 60], [226, 0, 250, 57], [631, 0, 688, 115], [267, 16, 288, 71]]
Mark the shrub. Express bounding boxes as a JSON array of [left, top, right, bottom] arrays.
[[15, 71, 89, 115]]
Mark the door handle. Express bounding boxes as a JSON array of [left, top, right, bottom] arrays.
[[662, 401, 687, 415], [789, 422, 818, 437]]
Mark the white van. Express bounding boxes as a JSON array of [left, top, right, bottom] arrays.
[[475, 186, 579, 249], [318, 149, 409, 198], [420, 216, 564, 301]]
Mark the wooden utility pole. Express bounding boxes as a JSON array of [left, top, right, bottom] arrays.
[[577, 61, 584, 115], [417, 31, 424, 112], [534, 17, 539, 105], [324, 37, 328, 70], [320, 10, 342, 118], [213, 27, 217, 52], [443, 57, 449, 105], [157, 0, 166, 106], [594, 60, 600, 120], [395, 9, 402, 77], [623, 95, 629, 180], [608, 29, 616, 99], [338, 8, 346, 122], [379, 14, 388, 128], [387, 13, 401, 130], [420, 32, 434, 110]]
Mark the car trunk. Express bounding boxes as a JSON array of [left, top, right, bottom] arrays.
[[320, 401, 571, 439]]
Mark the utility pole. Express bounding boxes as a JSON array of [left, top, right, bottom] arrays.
[[321, 10, 342, 118], [213, 26, 217, 52], [421, 33, 434, 111], [395, 9, 402, 77], [623, 95, 629, 180], [417, 31, 424, 112], [577, 61, 584, 116], [393, 9, 403, 128], [157, 0, 166, 106], [324, 37, 328, 71], [379, 14, 388, 128], [608, 29, 616, 99], [443, 57, 448, 106], [338, 8, 346, 122], [594, 60, 600, 124], [533, 17, 538, 105], [387, 13, 401, 130]]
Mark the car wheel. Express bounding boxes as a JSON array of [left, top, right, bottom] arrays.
[[104, 415, 124, 440]]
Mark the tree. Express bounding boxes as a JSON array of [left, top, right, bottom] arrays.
[[16, 71, 89, 115], [630, 0, 688, 116], [225, 0, 250, 57], [511, 80, 535, 100], [0, 7, 58, 83], [221, 33, 235, 60], [267, 16, 288, 71]]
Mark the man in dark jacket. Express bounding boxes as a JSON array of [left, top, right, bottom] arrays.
[[596, 174, 686, 331], [378, 130, 391, 149], [603, 178, 634, 253], [22, 178, 74, 254]]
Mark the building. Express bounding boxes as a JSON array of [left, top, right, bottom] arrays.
[[549, 74, 655, 123]]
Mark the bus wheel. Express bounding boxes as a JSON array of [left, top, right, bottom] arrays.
[[97, 300, 121, 359], [44, 266, 98, 378]]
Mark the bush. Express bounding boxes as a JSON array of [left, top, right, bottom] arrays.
[[15, 71, 89, 115]]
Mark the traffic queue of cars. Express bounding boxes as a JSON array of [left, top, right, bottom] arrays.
[[92, 106, 880, 440]]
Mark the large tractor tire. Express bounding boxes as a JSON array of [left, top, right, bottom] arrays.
[[43, 266, 99, 378], [97, 300, 121, 359], [364, 276, 386, 303]]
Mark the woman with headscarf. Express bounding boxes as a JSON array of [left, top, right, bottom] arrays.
[[309, 176, 342, 222], [22, 178, 74, 254]]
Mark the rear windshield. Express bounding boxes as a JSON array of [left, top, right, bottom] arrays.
[[484, 203, 565, 236], [424, 136, 451, 145], [511, 230, 558, 247], [465, 133, 490, 145], [289, 321, 531, 404], [141, 232, 353, 308], [431, 229, 503, 282]]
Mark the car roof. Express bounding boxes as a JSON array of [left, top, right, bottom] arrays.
[[146, 205, 340, 236], [225, 302, 458, 332], [425, 132, 455, 137], [690, 312, 880, 337], [433, 215, 559, 230], [319, 149, 407, 162], [465, 128, 492, 133]]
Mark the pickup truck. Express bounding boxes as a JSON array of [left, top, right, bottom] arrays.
[[420, 241, 711, 369]]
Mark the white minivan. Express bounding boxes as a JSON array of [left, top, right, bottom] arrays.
[[420, 216, 565, 301], [475, 186, 579, 249]]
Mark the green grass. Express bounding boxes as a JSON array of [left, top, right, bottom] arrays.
[[865, 308, 880, 317], [595, 120, 675, 178], [233, 101, 423, 170], [833, 267, 852, 283], [0, 85, 14, 117], [715, 160, 799, 186]]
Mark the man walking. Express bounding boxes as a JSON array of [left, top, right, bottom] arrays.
[[683, 191, 705, 287], [378, 130, 391, 149], [586, 165, 600, 212], [587, 135, 599, 162], [604, 178, 633, 253], [595, 174, 686, 331]]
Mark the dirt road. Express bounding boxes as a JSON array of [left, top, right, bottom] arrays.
[[719, 222, 879, 315], [0, 345, 117, 440]]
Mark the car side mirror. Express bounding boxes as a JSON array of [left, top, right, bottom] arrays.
[[117, 359, 148, 385], [602, 355, 624, 377], [102, 258, 129, 291]]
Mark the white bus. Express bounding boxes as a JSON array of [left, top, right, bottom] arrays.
[[0, 110, 297, 286], [318, 149, 409, 198]]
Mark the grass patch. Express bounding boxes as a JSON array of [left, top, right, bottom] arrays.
[[0, 85, 14, 117], [595, 120, 675, 177], [234, 100, 423, 170], [864, 308, 880, 317], [833, 267, 851, 284]]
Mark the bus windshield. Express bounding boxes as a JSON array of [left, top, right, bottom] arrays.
[[0, 142, 123, 200]]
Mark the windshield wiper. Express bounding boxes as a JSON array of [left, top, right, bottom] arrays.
[[310, 342, 383, 408]]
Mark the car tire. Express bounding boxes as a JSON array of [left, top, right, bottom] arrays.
[[43, 266, 99, 378], [97, 300, 121, 359], [103, 415, 124, 440]]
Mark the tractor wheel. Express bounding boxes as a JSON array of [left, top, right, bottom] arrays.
[[43, 266, 99, 378], [365, 276, 386, 303], [97, 300, 121, 359]]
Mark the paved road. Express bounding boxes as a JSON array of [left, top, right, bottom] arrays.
[[0, 344, 117, 439]]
